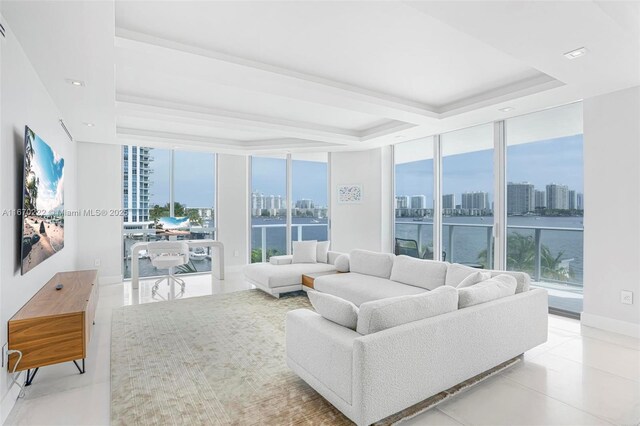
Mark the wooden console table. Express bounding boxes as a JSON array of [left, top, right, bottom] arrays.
[[8, 270, 99, 385]]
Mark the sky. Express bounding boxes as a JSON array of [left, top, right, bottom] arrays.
[[30, 133, 64, 213], [145, 134, 582, 210], [396, 134, 583, 208]]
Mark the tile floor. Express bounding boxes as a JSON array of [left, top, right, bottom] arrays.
[[4, 271, 639, 426]]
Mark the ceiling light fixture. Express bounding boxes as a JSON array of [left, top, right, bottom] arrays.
[[84, 122, 95, 127], [499, 107, 515, 112], [66, 79, 85, 87], [394, 135, 405, 139], [563, 47, 587, 60]]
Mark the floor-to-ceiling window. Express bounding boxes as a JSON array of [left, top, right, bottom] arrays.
[[394, 137, 435, 258], [505, 102, 584, 315], [250, 153, 329, 263], [122, 146, 216, 279], [250, 155, 287, 262], [441, 124, 494, 266], [292, 153, 329, 243]]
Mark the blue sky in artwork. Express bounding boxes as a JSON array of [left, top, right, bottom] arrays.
[[31, 133, 64, 213]]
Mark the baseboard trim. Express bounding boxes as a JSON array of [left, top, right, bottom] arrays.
[[1, 372, 23, 424], [581, 313, 640, 339], [99, 275, 123, 285]]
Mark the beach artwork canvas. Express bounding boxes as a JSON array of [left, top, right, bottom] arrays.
[[156, 216, 191, 236], [21, 127, 65, 274]]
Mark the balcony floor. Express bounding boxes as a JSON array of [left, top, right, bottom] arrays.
[[534, 282, 583, 315]]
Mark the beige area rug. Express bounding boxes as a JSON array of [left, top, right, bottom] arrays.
[[111, 290, 520, 425]]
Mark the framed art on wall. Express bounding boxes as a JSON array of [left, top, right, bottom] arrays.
[[337, 184, 363, 204]]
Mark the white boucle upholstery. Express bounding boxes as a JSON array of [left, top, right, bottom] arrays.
[[286, 309, 359, 405], [446, 263, 530, 293], [316, 241, 330, 263], [269, 255, 293, 265], [458, 274, 517, 308], [334, 254, 350, 272], [286, 289, 548, 426], [488, 270, 530, 293], [349, 250, 395, 279], [292, 240, 318, 263], [356, 286, 458, 335], [389, 255, 448, 290], [327, 250, 344, 266], [243, 262, 336, 289], [445, 263, 480, 287], [313, 273, 426, 307], [308, 291, 359, 330], [456, 271, 491, 288]]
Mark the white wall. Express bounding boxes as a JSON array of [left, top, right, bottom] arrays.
[[217, 154, 249, 267], [582, 86, 640, 338], [330, 147, 393, 253], [76, 142, 122, 283], [0, 20, 79, 420]]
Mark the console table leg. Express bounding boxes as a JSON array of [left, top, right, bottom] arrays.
[[73, 359, 85, 374], [25, 368, 39, 386]]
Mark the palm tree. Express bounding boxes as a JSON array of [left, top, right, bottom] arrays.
[[477, 232, 572, 281]]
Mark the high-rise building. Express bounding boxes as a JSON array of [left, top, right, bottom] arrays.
[[568, 190, 577, 210], [123, 146, 153, 224], [507, 182, 534, 214], [442, 194, 455, 210], [535, 190, 546, 209], [461, 192, 489, 211], [577, 193, 584, 210], [395, 196, 409, 209], [546, 183, 570, 210], [295, 199, 314, 209], [410, 195, 426, 209]]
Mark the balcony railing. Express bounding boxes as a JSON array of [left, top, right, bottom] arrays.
[[395, 221, 584, 287], [251, 223, 329, 263]]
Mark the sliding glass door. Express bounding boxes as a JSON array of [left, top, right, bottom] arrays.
[[441, 124, 494, 267], [292, 153, 329, 243], [394, 137, 435, 259], [505, 103, 584, 315]]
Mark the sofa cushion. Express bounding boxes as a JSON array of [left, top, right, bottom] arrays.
[[356, 286, 458, 335], [349, 249, 395, 279], [458, 274, 518, 308], [243, 262, 336, 289], [456, 271, 491, 289], [308, 291, 359, 330], [445, 263, 481, 287], [488, 270, 530, 293], [334, 254, 350, 272], [390, 255, 448, 290], [292, 241, 317, 264], [316, 241, 330, 263], [314, 272, 426, 307], [269, 255, 293, 266]]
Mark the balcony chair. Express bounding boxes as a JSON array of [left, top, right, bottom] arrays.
[[394, 237, 446, 261], [147, 241, 189, 296]]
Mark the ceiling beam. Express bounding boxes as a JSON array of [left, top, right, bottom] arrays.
[[115, 28, 441, 125], [116, 95, 360, 145]]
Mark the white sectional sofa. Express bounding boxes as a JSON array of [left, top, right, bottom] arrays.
[[243, 250, 343, 297], [285, 249, 548, 425]]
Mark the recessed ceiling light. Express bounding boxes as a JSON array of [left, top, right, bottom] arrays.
[[84, 122, 95, 127], [563, 47, 587, 60], [499, 107, 515, 112], [66, 79, 85, 87], [394, 135, 405, 139]]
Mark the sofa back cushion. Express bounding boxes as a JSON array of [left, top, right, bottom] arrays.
[[308, 291, 359, 330], [356, 286, 458, 335], [488, 271, 530, 293], [292, 240, 318, 264], [349, 249, 395, 279], [458, 274, 517, 308], [316, 241, 330, 263], [389, 255, 448, 290], [334, 254, 350, 272], [457, 271, 492, 288], [445, 263, 481, 287]]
